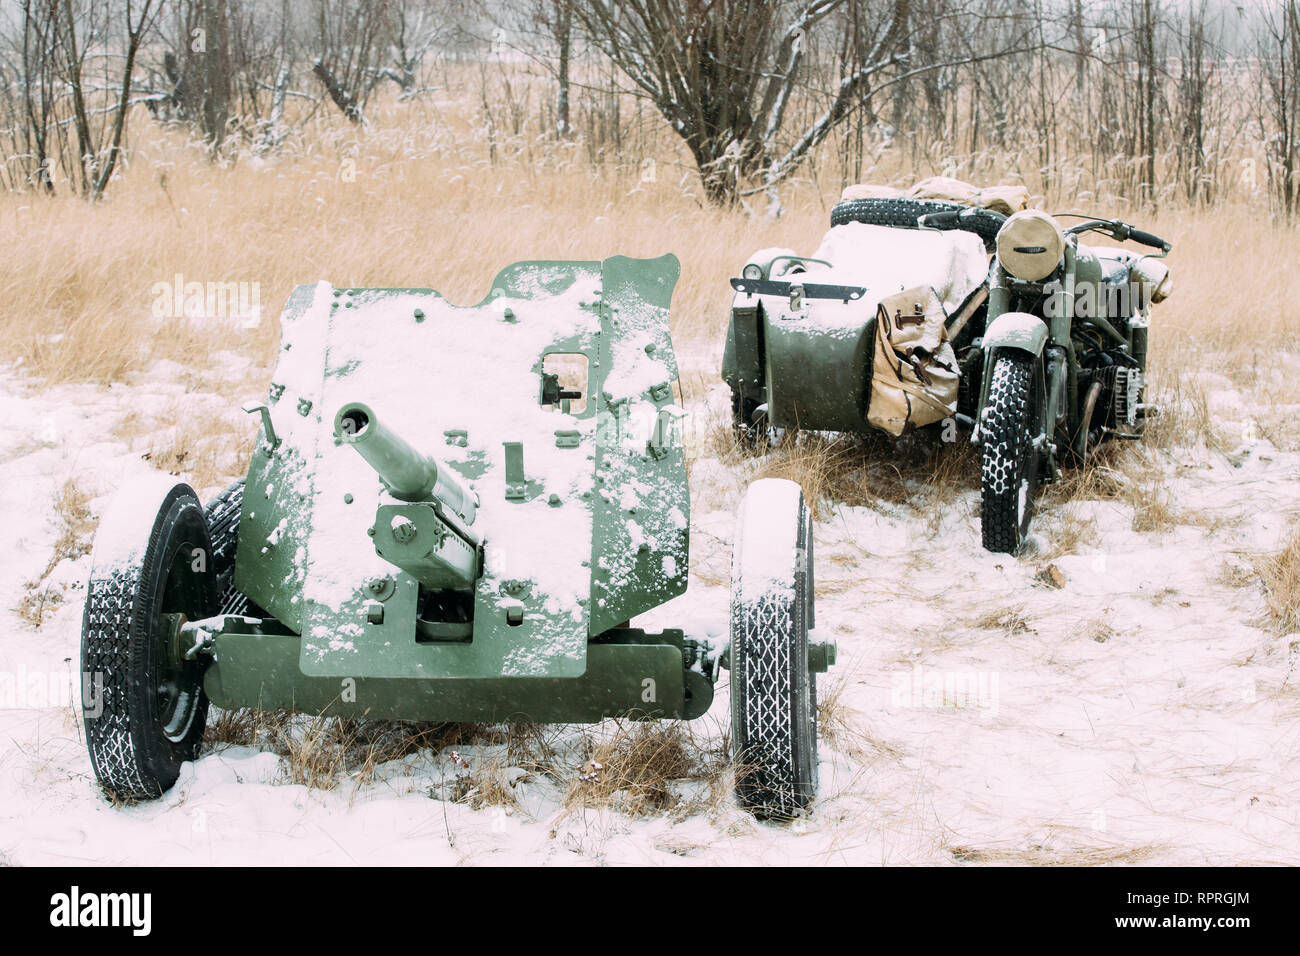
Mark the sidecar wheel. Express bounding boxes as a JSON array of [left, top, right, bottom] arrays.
[[730, 390, 785, 452], [729, 479, 818, 819], [82, 482, 217, 801], [730, 389, 764, 448], [980, 353, 1042, 554]]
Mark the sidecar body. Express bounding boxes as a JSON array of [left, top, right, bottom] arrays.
[[722, 199, 996, 440]]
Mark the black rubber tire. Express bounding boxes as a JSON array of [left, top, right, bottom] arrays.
[[730, 480, 818, 819], [730, 389, 762, 446], [830, 197, 1005, 251], [980, 353, 1042, 554], [956, 346, 984, 420], [204, 479, 242, 606], [82, 484, 217, 801], [203, 478, 261, 616], [730, 389, 786, 451]]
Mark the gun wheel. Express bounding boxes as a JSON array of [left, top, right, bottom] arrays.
[[980, 353, 1043, 554], [729, 478, 818, 820], [82, 483, 217, 801], [203, 478, 264, 617]]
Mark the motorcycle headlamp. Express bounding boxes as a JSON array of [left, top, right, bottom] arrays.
[[996, 210, 1066, 282]]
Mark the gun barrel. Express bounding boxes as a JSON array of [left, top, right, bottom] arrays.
[[334, 402, 478, 526]]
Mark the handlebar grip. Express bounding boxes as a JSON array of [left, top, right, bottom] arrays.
[[1128, 228, 1171, 252]]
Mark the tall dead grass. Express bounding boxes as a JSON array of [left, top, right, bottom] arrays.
[[2, 87, 1292, 422], [201, 708, 732, 820], [15, 478, 97, 628], [748, 430, 979, 524], [1255, 524, 1300, 637], [0, 96, 798, 386], [562, 720, 730, 818], [6, 69, 1294, 848]]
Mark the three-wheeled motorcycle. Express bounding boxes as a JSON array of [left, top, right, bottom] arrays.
[[721, 195, 1173, 553]]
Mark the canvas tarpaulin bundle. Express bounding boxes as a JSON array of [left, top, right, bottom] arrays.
[[866, 287, 960, 436], [841, 176, 1030, 217]]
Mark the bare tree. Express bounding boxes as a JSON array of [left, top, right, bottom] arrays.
[[0, 0, 1274, 211], [153, 0, 233, 147], [311, 0, 394, 123], [36, 0, 161, 199], [0, 1, 62, 192], [1130, 0, 1165, 205], [573, 0, 878, 203], [574, 0, 1043, 206], [1173, 0, 1222, 204], [379, 0, 454, 97], [1259, 0, 1300, 219], [469, 0, 581, 140], [552, 0, 574, 136]]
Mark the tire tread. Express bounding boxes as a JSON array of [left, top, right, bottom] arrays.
[[980, 354, 1036, 553], [830, 197, 1005, 250], [731, 486, 817, 819]]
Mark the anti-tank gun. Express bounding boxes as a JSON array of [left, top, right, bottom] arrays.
[[80, 255, 835, 819]]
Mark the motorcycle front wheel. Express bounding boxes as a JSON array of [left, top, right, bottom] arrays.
[[980, 352, 1043, 554]]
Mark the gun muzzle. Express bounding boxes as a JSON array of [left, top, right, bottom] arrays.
[[334, 402, 478, 526]]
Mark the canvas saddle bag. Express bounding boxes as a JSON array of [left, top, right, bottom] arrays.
[[866, 287, 960, 436]]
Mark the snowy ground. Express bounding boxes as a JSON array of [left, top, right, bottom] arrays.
[[1, 353, 1297, 866]]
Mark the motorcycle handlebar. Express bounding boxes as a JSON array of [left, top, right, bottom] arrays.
[[1126, 227, 1172, 253], [1067, 218, 1172, 254]]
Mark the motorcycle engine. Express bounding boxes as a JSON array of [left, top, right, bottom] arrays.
[[1111, 367, 1143, 430], [1077, 340, 1144, 434]]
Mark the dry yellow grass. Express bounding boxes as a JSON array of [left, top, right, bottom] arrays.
[[277, 716, 350, 790], [748, 429, 979, 526], [1129, 480, 1182, 535], [203, 706, 727, 818], [1255, 524, 1300, 637], [121, 405, 251, 492], [14, 586, 66, 629], [969, 603, 1033, 635], [203, 706, 284, 750], [562, 720, 728, 818], [15, 477, 98, 628], [204, 710, 469, 793], [44, 478, 96, 573], [1, 90, 1292, 427], [0, 92, 817, 386], [5, 90, 1288, 582], [817, 673, 902, 765], [946, 838, 1161, 866], [1037, 504, 1101, 560]]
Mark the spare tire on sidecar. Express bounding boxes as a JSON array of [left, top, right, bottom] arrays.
[[830, 197, 1007, 251]]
